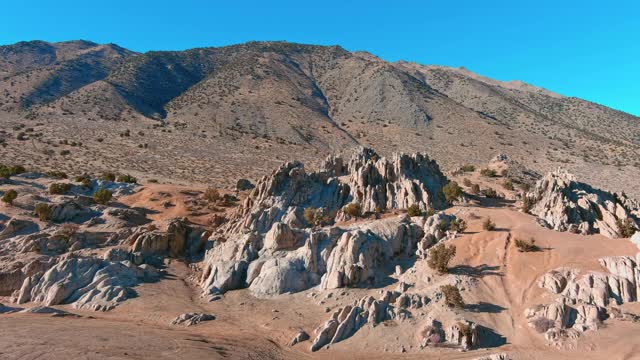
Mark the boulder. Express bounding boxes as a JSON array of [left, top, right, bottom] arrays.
[[170, 313, 215, 326]]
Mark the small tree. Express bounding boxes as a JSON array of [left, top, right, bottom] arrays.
[[2, 189, 17, 205], [343, 202, 361, 218], [34, 203, 52, 221], [93, 188, 113, 205], [441, 285, 465, 309], [407, 204, 423, 217], [442, 181, 463, 204], [427, 243, 457, 274], [515, 238, 539, 252], [483, 217, 496, 231]]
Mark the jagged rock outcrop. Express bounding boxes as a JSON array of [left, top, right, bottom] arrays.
[[527, 253, 640, 341], [0, 218, 37, 240], [128, 218, 206, 260], [15, 257, 157, 311], [200, 148, 452, 297], [170, 312, 215, 326], [527, 170, 640, 238]]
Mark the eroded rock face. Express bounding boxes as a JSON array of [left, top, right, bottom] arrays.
[[15, 257, 156, 311], [527, 253, 640, 342], [527, 170, 640, 238], [200, 147, 451, 297], [128, 218, 206, 261]]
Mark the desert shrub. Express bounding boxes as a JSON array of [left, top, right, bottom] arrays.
[[343, 202, 361, 218], [304, 207, 333, 227], [374, 206, 383, 214], [503, 180, 514, 191], [407, 204, 423, 217], [441, 285, 465, 309], [0, 164, 26, 179], [462, 178, 472, 187], [49, 182, 71, 195], [93, 188, 113, 205], [519, 183, 531, 192], [47, 171, 68, 179], [438, 220, 449, 232], [481, 188, 498, 198], [470, 184, 480, 194], [420, 325, 442, 345], [460, 164, 475, 172], [100, 172, 116, 181], [34, 203, 52, 221], [116, 174, 137, 183], [531, 317, 555, 333], [427, 243, 456, 274], [9, 165, 25, 174], [442, 181, 463, 204], [500, 169, 508, 177], [425, 208, 436, 217], [148, 179, 158, 183], [2, 189, 17, 205], [616, 218, 637, 238], [449, 218, 467, 233], [203, 187, 221, 202], [522, 196, 534, 213], [515, 238, 539, 252], [57, 223, 79, 240], [483, 217, 496, 231], [480, 168, 497, 177], [60, 149, 71, 156]]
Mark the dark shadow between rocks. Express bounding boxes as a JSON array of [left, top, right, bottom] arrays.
[[448, 264, 503, 278], [465, 302, 507, 314]]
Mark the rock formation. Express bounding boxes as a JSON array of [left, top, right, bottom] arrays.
[[200, 147, 455, 297], [527, 169, 640, 238], [170, 312, 216, 326]]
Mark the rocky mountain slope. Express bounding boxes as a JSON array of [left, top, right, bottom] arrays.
[[1, 40, 639, 199]]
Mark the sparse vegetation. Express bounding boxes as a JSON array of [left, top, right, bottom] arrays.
[[49, 183, 71, 195], [427, 243, 457, 274], [442, 181, 463, 204], [503, 180, 514, 191], [462, 178, 472, 187], [483, 217, 496, 231], [203, 187, 221, 202], [116, 174, 137, 183], [93, 188, 113, 205], [531, 317, 555, 333], [449, 218, 467, 233], [616, 218, 637, 238], [480, 168, 497, 177], [47, 171, 68, 179], [515, 237, 539, 252], [57, 223, 79, 240], [522, 196, 534, 213], [2, 189, 17, 205], [407, 204, 423, 217], [303, 207, 333, 227], [34, 203, 52, 221], [459, 164, 475, 172], [470, 184, 480, 195], [343, 202, 362, 218], [0, 164, 26, 179], [481, 188, 498, 198], [441, 285, 465, 309], [100, 172, 116, 181]]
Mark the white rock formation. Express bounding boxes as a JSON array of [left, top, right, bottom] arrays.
[[527, 170, 640, 238]]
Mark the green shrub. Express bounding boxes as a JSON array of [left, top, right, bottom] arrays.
[[483, 217, 496, 231], [503, 180, 514, 191], [407, 204, 423, 217], [443, 181, 463, 204], [441, 285, 465, 309], [0, 164, 26, 179], [93, 188, 113, 205], [515, 238, 539, 252], [481, 188, 498, 198], [425, 208, 436, 217], [100, 172, 116, 181], [480, 168, 497, 177], [116, 174, 137, 183], [459, 164, 475, 172], [343, 202, 361, 218], [2, 189, 17, 205], [427, 243, 456, 274], [49, 183, 71, 195], [449, 218, 467, 233], [522, 196, 534, 213], [34, 203, 52, 221], [47, 171, 68, 179]]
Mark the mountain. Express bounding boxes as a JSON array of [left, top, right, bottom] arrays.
[[0, 40, 638, 196]]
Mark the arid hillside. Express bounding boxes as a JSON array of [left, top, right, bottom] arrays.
[[1, 40, 639, 197]]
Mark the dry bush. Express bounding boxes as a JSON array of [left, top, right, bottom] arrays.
[[459, 164, 475, 172], [57, 223, 79, 240], [407, 204, 423, 217], [531, 317, 555, 333], [522, 196, 534, 213], [116, 174, 137, 183], [470, 184, 480, 194], [481, 188, 498, 198], [442, 181, 463, 204], [2, 189, 17, 205], [49, 182, 71, 195], [203, 187, 221, 203], [428, 243, 456, 274], [93, 188, 113, 205], [34, 203, 52, 221], [515, 237, 539, 252], [304, 207, 333, 227], [100, 172, 116, 181], [441, 285, 465, 309], [449, 218, 467, 233], [343, 202, 361, 218], [462, 178, 472, 187], [503, 180, 514, 190], [480, 168, 497, 177], [483, 217, 496, 231], [616, 218, 637, 238]]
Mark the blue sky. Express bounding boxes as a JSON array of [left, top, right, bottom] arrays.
[[1, 0, 638, 116]]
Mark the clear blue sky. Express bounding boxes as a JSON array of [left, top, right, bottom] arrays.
[[2, 0, 638, 116]]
